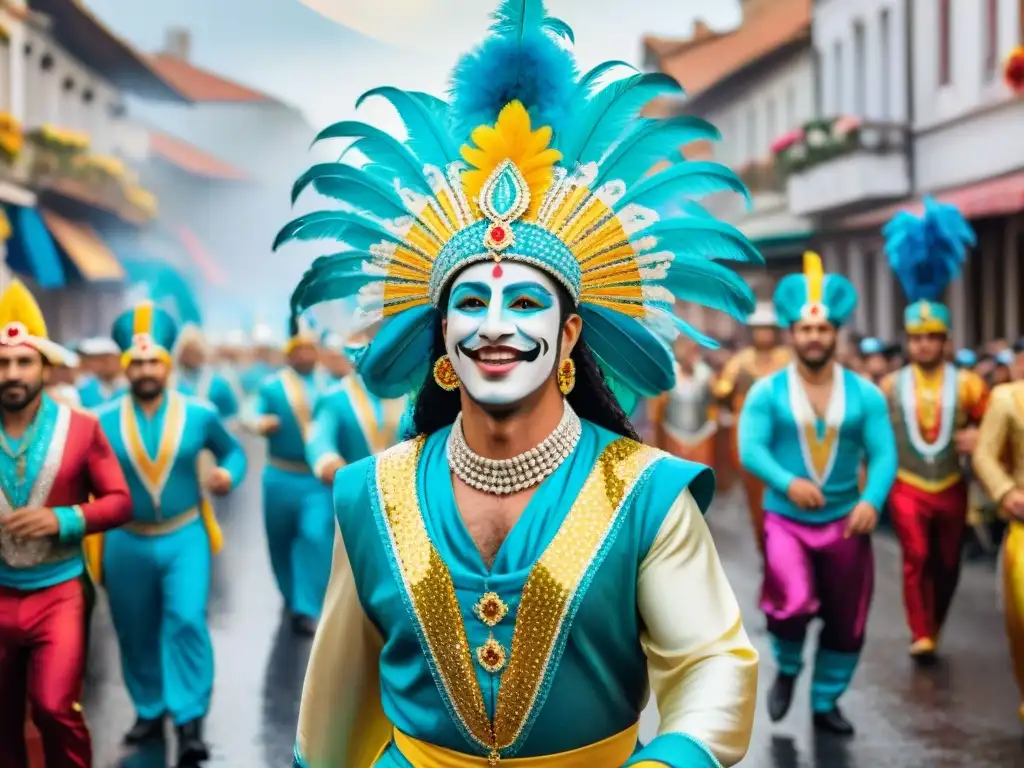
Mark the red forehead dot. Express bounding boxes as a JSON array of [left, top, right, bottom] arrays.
[[492, 264, 503, 278]]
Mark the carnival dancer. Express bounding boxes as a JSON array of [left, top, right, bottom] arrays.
[[973, 378, 1024, 721], [46, 346, 83, 408], [858, 337, 890, 386], [282, 2, 762, 764], [880, 198, 988, 663], [649, 335, 717, 465], [714, 301, 790, 553], [76, 337, 125, 408], [740, 252, 897, 735], [0, 280, 132, 768], [318, 331, 353, 381], [173, 324, 241, 421], [94, 302, 247, 766], [240, 322, 278, 395], [306, 340, 406, 485], [249, 316, 333, 636]]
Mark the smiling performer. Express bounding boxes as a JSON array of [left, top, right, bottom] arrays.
[[95, 302, 247, 766], [249, 315, 334, 636], [0, 281, 131, 768], [279, 2, 762, 766], [740, 253, 897, 735], [880, 198, 988, 663]]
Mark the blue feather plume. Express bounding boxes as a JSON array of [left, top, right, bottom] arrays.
[[359, 305, 437, 399], [578, 304, 675, 395], [449, 0, 577, 142], [356, 87, 459, 168], [884, 196, 976, 302]]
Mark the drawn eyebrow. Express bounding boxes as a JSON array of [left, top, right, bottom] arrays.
[[450, 282, 490, 304]]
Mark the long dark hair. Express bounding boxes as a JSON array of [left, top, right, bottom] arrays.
[[412, 284, 639, 440]]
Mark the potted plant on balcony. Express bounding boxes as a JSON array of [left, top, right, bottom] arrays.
[[125, 184, 158, 220], [26, 124, 89, 182], [70, 154, 128, 202], [0, 112, 23, 171], [1006, 47, 1024, 96], [771, 127, 808, 174]]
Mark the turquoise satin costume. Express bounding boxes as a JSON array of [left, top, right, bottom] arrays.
[[739, 369, 897, 523], [305, 375, 404, 475], [96, 392, 246, 725], [98, 302, 247, 726], [295, 421, 757, 767], [241, 360, 276, 395], [176, 367, 241, 420], [253, 366, 334, 619], [77, 375, 124, 409]]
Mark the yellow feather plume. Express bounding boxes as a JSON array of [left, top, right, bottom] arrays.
[[0, 278, 47, 338], [460, 101, 562, 218], [803, 251, 824, 305]]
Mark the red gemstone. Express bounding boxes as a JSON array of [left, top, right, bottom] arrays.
[[491, 225, 506, 242], [6, 327, 15, 337], [492, 264, 503, 278]]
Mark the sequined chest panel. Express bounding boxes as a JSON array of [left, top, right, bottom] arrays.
[[371, 436, 661, 761], [887, 367, 962, 481]]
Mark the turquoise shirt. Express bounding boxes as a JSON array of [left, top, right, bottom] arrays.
[[305, 376, 387, 470], [241, 361, 276, 396], [175, 367, 240, 420], [97, 392, 247, 522], [0, 395, 87, 589], [255, 368, 331, 465], [334, 420, 714, 760], [739, 365, 898, 522], [77, 375, 125, 409]]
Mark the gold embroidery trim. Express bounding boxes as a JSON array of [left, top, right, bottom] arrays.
[[376, 436, 657, 756], [280, 369, 312, 440], [348, 377, 388, 454], [122, 393, 185, 494], [803, 424, 838, 479]]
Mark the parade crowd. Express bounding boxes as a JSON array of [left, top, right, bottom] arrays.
[[3, 1, 1024, 766]]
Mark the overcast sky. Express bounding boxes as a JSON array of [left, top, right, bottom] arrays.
[[86, 0, 741, 129]]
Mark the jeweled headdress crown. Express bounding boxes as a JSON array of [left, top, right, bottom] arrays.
[[276, 0, 762, 400]]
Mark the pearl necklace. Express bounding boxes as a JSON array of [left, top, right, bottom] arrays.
[[447, 405, 582, 495]]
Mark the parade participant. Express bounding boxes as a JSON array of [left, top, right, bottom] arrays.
[[46, 346, 83, 408], [282, 2, 762, 764], [953, 349, 978, 370], [318, 331, 352, 381], [740, 252, 897, 735], [0, 280, 131, 768], [992, 349, 1016, 386], [649, 335, 717, 465], [249, 316, 333, 636], [713, 301, 790, 552], [174, 324, 241, 421], [306, 338, 406, 485], [881, 198, 988, 662], [75, 337, 124, 408], [973, 376, 1024, 721], [94, 301, 247, 766], [241, 322, 278, 395], [859, 337, 889, 385]]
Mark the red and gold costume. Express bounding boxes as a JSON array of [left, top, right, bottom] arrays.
[[713, 338, 790, 552], [0, 281, 131, 767]]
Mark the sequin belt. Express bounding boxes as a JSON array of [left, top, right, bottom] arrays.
[[123, 508, 199, 536], [392, 723, 639, 767]]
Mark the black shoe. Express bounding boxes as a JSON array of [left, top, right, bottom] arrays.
[[767, 673, 797, 722], [176, 719, 210, 766], [124, 716, 164, 745], [813, 706, 855, 736], [291, 614, 318, 637]]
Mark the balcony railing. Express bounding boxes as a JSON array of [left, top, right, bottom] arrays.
[[774, 116, 911, 218], [23, 124, 158, 223]]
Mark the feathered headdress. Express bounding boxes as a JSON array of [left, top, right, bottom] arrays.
[[276, 0, 761, 400], [111, 301, 179, 367], [883, 196, 975, 334]]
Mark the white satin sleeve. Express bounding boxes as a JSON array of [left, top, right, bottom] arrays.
[[295, 522, 389, 768], [638, 490, 758, 767]]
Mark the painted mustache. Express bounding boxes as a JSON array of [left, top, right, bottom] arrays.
[[457, 342, 543, 364]]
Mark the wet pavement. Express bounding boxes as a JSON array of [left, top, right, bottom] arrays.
[[83, 438, 1024, 767]]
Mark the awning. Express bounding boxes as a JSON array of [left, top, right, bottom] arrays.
[[841, 170, 1024, 230], [171, 224, 228, 285], [3, 205, 66, 288], [120, 256, 203, 326], [42, 210, 125, 281]]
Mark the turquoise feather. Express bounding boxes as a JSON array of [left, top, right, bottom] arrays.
[[560, 73, 683, 166], [489, 0, 571, 41], [636, 218, 763, 264], [292, 263, 381, 311], [273, 210, 407, 252], [313, 121, 432, 193], [359, 305, 437, 399], [356, 86, 459, 168], [578, 304, 674, 395], [595, 116, 721, 187], [662, 253, 757, 320], [615, 161, 750, 211], [667, 311, 720, 349], [290, 163, 406, 218]]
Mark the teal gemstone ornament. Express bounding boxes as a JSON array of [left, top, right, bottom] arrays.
[[479, 160, 530, 224]]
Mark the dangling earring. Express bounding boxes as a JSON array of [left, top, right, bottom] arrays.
[[557, 358, 576, 395], [433, 355, 461, 391]]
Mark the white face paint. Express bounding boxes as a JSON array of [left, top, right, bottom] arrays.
[[445, 261, 562, 407]]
